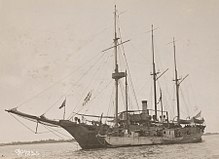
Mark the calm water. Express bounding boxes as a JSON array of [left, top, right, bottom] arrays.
[[0, 135, 219, 159]]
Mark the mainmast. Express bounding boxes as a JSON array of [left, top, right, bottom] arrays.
[[173, 38, 180, 122], [151, 25, 158, 120], [112, 5, 126, 126]]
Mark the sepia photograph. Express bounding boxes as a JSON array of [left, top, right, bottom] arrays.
[[0, 0, 218, 158]]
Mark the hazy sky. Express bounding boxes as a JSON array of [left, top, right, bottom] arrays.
[[0, 0, 219, 143]]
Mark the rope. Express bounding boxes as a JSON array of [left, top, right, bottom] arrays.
[[65, 25, 111, 62], [117, 21, 139, 109], [78, 52, 111, 105], [11, 112, 72, 140], [106, 84, 114, 122], [42, 124, 72, 138], [43, 96, 65, 115], [41, 124, 65, 139], [171, 84, 176, 118], [17, 51, 104, 109], [67, 52, 110, 118], [179, 87, 190, 116], [87, 80, 113, 107], [42, 51, 108, 115], [149, 79, 153, 109], [118, 80, 126, 111], [68, 80, 113, 119], [10, 114, 36, 133]]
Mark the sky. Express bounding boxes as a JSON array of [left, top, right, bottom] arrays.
[[0, 0, 219, 143]]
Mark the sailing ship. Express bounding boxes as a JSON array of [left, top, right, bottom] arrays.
[[6, 6, 205, 149]]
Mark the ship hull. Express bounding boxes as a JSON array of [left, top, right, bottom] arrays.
[[60, 121, 204, 149], [59, 121, 108, 149], [102, 133, 202, 147]]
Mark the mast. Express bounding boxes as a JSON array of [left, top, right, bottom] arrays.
[[125, 70, 129, 129], [151, 25, 158, 120], [160, 89, 164, 122], [112, 5, 126, 127], [114, 5, 119, 126], [173, 38, 180, 122], [125, 71, 128, 113]]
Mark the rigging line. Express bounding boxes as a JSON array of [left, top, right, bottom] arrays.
[[137, 80, 147, 96], [92, 55, 112, 97], [41, 124, 65, 139], [44, 53, 105, 115], [157, 70, 172, 109], [17, 115, 59, 128], [43, 96, 65, 115], [87, 80, 113, 105], [117, 27, 139, 110], [71, 53, 111, 115], [71, 45, 112, 90], [119, 80, 126, 111], [44, 51, 107, 115], [69, 80, 113, 119], [10, 114, 36, 134], [18, 115, 69, 136], [9, 108, 70, 138], [129, 92, 134, 110], [116, 7, 160, 40], [75, 80, 113, 116], [107, 84, 115, 118], [71, 50, 108, 93], [171, 83, 176, 118], [17, 51, 104, 109], [179, 87, 190, 116], [35, 128, 64, 135], [116, 14, 146, 64], [183, 81, 193, 111], [28, 123, 63, 134], [65, 25, 112, 61], [157, 80, 170, 113], [67, 53, 109, 118], [74, 56, 108, 111], [83, 52, 111, 97], [43, 125, 72, 138], [188, 80, 198, 107], [130, 42, 147, 61], [149, 79, 153, 109], [118, 46, 125, 70]]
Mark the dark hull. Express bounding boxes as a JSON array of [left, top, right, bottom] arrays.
[[59, 121, 204, 149], [59, 120, 108, 149]]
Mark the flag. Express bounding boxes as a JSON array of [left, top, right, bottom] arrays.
[[59, 98, 66, 109], [82, 91, 92, 106], [194, 111, 201, 118]]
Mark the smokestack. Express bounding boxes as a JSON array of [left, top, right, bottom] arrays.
[[142, 100, 147, 111]]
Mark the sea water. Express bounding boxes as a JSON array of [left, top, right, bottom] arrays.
[[0, 135, 219, 159]]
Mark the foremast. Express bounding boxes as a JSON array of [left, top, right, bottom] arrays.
[[112, 5, 126, 127]]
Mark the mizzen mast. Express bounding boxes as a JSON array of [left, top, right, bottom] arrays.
[[151, 25, 158, 120], [125, 70, 129, 130], [172, 38, 180, 123]]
